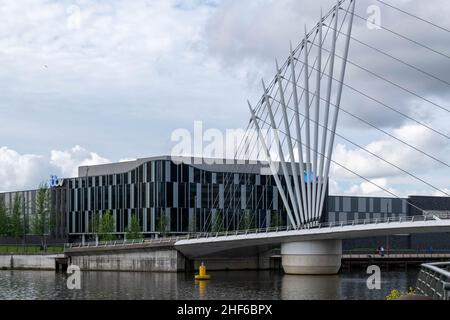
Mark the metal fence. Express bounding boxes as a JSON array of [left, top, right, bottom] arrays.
[[66, 214, 450, 248], [416, 262, 450, 300], [65, 237, 177, 249], [183, 214, 449, 240]]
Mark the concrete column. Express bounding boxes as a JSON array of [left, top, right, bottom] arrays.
[[281, 240, 342, 275]]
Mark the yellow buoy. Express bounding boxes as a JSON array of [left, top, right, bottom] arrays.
[[195, 262, 211, 280]]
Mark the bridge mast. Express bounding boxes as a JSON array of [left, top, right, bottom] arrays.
[[317, 0, 356, 219], [249, 0, 356, 227]]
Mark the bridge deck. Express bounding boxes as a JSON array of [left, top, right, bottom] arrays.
[[175, 216, 450, 258]]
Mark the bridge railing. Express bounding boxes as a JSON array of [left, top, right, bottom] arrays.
[[343, 249, 450, 259], [66, 214, 450, 248], [183, 214, 448, 240], [416, 262, 450, 300], [65, 237, 183, 249]]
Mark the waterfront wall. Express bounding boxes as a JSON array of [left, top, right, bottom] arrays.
[[65, 242, 279, 272], [68, 248, 186, 272], [0, 254, 60, 270]]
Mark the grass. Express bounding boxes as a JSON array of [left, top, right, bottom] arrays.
[[0, 245, 64, 254]]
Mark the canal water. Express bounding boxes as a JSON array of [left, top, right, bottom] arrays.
[[0, 270, 418, 300]]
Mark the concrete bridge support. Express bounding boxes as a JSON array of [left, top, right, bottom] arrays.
[[281, 240, 342, 275]]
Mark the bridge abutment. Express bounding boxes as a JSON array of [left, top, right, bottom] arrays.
[[281, 240, 342, 275]]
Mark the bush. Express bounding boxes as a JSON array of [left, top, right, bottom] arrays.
[[386, 287, 416, 300]]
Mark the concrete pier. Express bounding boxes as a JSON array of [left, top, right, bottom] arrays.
[[281, 240, 342, 275], [0, 254, 64, 270], [65, 242, 186, 272]]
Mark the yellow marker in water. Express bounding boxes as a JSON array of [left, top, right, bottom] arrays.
[[195, 262, 211, 280]]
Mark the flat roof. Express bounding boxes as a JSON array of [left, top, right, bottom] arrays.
[[78, 156, 292, 177]]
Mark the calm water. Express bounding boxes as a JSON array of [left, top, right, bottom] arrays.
[[0, 270, 418, 300]]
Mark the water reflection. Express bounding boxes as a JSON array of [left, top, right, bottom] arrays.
[[0, 270, 418, 300], [282, 275, 340, 300], [195, 280, 207, 299]]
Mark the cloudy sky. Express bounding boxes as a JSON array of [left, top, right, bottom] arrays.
[[0, 0, 449, 198]]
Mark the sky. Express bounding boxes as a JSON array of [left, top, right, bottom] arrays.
[[0, 0, 449, 198]]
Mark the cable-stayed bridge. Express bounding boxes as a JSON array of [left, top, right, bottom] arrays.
[[176, 215, 450, 274], [174, 0, 450, 274]]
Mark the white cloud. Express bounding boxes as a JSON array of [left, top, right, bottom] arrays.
[[50, 145, 110, 178], [332, 124, 449, 179], [346, 178, 397, 197], [0, 147, 50, 192], [0, 0, 449, 199], [0, 145, 112, 192]]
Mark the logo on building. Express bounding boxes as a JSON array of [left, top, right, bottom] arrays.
[[49, 175, 64, 188]]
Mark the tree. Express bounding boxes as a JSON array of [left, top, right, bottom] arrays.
[[99, 211, 115, 241], [126, 215, 142, 240], [240, 210, 255, 231], [212, 209, 223, 233], [0, 197, 10, 236], [270, 210, 284, 228], [32, 185, 49, 236], [157, 209, 168, 236], [89, 213, 100, 234], [10, 194, 24, 238]]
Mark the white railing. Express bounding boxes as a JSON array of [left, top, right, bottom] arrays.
[[181, 214, 449, 240], [66, 237, 180, 249], [66, 215, 450, 249], [416, 262, 450, 300], [65, 214, 450, 248]]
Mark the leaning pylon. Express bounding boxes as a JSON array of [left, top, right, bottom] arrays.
[[249, 0, 356, 228]]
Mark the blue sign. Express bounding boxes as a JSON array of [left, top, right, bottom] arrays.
[[49, 175, 64, 188], [304, 170, 319, 183]]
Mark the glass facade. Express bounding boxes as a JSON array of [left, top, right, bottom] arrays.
[[67, 159, 297, 236], [326, 196, 408, 223], [0, 188, 67, 239]]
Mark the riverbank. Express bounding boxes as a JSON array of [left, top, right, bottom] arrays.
[[0, 254, 64, 270]]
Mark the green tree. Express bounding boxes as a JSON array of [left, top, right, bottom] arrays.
[[89, 213, 100, 234], [212, 209, 223, 233], [32, 185, 49, 236], [0, 197, 10, 236], [99, 211, 115, 241], [270, 210, 284, 228], [10, 194, 24, 238], [126, 215, 143, 240], [157, 209, 168, 236], [240, 210, 255, 231]]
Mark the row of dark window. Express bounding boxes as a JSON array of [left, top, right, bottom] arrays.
[[69, 182, 280, 212], [69, 208, 283, 234], [69, 160, 278, 189]]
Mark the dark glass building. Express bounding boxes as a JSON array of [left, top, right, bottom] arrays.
[[67, 156, 295, 238]]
